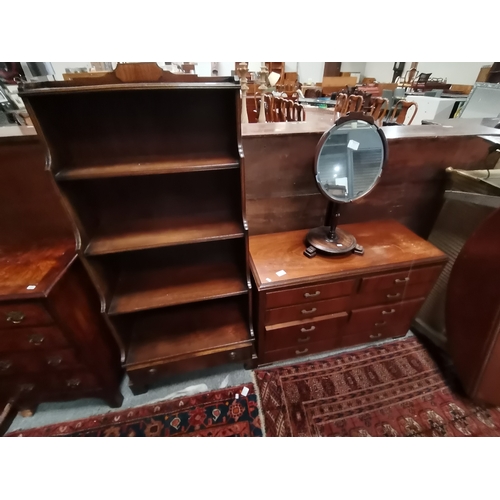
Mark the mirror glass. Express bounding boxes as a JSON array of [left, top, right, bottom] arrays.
[[316, 120, 384, 202]]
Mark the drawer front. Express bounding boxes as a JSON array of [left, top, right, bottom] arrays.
[[346, 298, 425, 335], [353, 282, 434, 309], [0, 326, 69, 353], [0, 349, 81, 376], [127, 344, 254, 388], [265, 296, 351, 326], [266, 279, 355, 309], [360, 265, 443, 294], [0, 302, 53, 330], [338, 328, 407, 350], [50, 370, 101, 394], [264, 338, 337, 364], [265, 313, 348, 351]]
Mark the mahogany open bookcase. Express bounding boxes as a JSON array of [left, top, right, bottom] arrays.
[[20, 65, 256, 394]]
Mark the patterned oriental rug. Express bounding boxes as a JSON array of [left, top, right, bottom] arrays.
[[254, 336, 500, 437], [7, 385, 262, 437]]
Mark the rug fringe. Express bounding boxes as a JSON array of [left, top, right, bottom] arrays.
[[251, 371, 267, 437]]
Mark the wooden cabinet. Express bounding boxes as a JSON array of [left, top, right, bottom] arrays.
[[250, 220, 447, 364], [20, 64, 255, 395], [0, 246, 123, 415]]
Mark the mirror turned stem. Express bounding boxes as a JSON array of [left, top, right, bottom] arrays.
[[325, 201, 340, 240]]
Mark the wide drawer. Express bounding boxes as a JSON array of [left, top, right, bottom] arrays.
[[359, 265, 443, 293], [0, 326, 69, 353], [266, 279, 355, 309], [346, 298, 425, 335], [265, 296, 350, 326], [353, 282, 434, 309], [265, 313, 348, 351], [0, 348, 82, 376], [263, 338, 337, 364], [338, 329, 406, 350], [0, 302, 53, 330], [127, 344, 254, 388]]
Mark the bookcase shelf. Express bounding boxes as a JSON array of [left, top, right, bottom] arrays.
[[20, 64, 255, 395]]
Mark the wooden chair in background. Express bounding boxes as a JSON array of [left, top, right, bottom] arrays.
[[388, 100, 418, 125], [369, 97, 389, 126], [346, 95, 364, 113], [334, 93, 348, 118], [292, 102, 306, 122]]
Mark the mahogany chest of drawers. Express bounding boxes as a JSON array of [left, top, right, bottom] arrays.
[[0, 245, 123, 419], [249, 220, 447, 365]]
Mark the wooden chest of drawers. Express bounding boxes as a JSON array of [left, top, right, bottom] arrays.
[[0, 246, 123, 419], [249, 220, 447, 365]]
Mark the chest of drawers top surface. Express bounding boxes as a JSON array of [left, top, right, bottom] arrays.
[[0, 244, 75, 300], [249, 220, 447, 290]]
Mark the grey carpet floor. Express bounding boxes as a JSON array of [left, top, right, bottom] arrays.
[[6, 332, 410, 434]]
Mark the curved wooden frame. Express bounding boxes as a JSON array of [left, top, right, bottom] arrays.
[[389, 100, 418, 125]]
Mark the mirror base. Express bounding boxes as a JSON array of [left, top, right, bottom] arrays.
[[306, 226, 357, 255]]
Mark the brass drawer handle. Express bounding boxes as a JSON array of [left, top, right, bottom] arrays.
[[370, 333, 382, 339], [47, 356, 62, 367], [304, 291, 320, 298], [28, 334, 45, 346], [66, 378, 81, 388], [382, 309, 396, 315], [229, 351, 236, 361], [394, 277, 409, 284], [148, 368, 157, 375], [297, 336, 310, 343], [6, 311, 25, 324], [301, 307, 317, 314], [295, 348, 309, 355], [0, 360, 12, 371], [301, 325, 316, 333], [374, 321, 387, 326], [20, 383, 34, 392], [387, 293, 401, 299]]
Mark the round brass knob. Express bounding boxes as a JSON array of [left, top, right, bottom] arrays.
[[149, 368, 157, 375], [229, 351, 236, 361]]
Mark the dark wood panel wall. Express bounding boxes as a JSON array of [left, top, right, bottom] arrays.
[[0, 136, 74, 249], [243, 134, 492, 238], [0, 130, 493, 247]]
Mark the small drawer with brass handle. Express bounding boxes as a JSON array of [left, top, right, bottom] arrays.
[[266, 279, 355, 308], [297, 336, 310, 343], [0, 303, 53, 329], [0, 326, 68, 353], [265, 312, 348, 351], [301, 308, 317, 315], [295, 348, 309, 356]]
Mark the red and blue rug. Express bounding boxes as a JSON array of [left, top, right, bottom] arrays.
[[7, 384, 262, 437]]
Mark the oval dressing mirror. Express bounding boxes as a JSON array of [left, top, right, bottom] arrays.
[[305, 113, 388, 257]]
